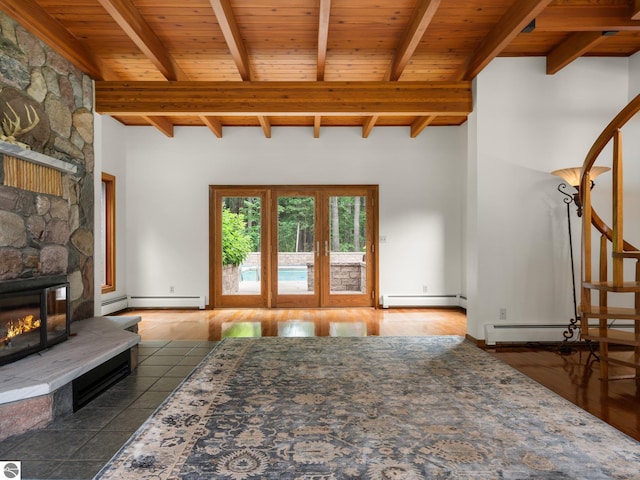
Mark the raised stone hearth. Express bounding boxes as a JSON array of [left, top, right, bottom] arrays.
[[0, 316, 140, 441]]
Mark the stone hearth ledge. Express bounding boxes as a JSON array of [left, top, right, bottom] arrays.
[[0, 317, 140, 405]]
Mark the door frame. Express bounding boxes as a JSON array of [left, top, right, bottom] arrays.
[[210, 187, 270, 308], [209, 185, 379, 309], [270, 186, 321, 308], [321, 186, 378, 307]]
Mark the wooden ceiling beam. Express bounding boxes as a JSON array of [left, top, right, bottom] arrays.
[[536, 5, 640, 31], [411, 116, 436, 138], [459, 0, 554, 81], [388, 0, 441, 81], [317, 0, 331, 81], [143, 116, 174, 138], [200, 116, 223, 138], [95, 81, 472, 117], [634, 0, 640, 21], [547, 31, 613, 75], [258, 116, 272, 138], [97, 0, 188, 81], [0, 0, 104, 79], [362, 116, 379, 138], [209, 0, 251, 81], [314, 116, 322, 138]]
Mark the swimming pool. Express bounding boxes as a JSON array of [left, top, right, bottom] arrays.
[[241, 266, 307, 282]]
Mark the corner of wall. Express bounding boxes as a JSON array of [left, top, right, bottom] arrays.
[[630, 52, 640, 99]]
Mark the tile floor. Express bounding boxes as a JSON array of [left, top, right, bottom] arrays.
[[0, 339, 217, 480], [0, 308, 466, 479]]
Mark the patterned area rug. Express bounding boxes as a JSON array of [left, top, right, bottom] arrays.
[[95, 336, 640, 479]]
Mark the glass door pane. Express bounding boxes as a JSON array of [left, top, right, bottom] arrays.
[[277, 196, 315, 295], [329, 195, 367, 295], [221, 196, 262, 296]]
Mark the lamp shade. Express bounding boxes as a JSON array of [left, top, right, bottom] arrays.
[[551, 166, 611, 187]]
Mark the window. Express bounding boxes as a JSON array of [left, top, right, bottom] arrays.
[[101, 172, 116, 293]]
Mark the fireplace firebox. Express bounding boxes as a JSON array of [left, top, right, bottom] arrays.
[[0, 277, 70, 366]]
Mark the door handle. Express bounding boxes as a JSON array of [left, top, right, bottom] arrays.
[[325, 240, 329, 256], [316, 241, 320, 257]]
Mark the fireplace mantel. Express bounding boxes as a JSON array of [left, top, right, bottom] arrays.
[[0, 140, 79, 175]]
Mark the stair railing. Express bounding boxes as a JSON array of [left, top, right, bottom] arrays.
[[579, 93, 640, 380], [581, 93, 640, 294]]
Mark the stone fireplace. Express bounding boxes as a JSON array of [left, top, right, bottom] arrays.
[[0, 11, 144, 445], [0, 11, 106, 440], [0, 11, 95, 322], [0, 276, 70, 366]]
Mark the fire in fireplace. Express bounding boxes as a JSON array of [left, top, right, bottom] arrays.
[[4, 313, 42, 346], [0, 277, 70, 366]]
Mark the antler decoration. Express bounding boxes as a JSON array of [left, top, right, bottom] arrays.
[[0, 103, 40, 149]]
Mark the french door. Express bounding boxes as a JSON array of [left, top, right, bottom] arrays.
[[210, 185, 378, 308]]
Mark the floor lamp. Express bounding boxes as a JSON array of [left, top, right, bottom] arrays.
[[551, 166, 610, 352]]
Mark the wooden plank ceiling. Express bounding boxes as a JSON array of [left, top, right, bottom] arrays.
[[2, 0, 639, 137]]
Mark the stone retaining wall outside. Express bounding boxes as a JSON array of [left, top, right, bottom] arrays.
[[222, 265, 239, 294], [244, 251, 365, 266], [307, 262, 366, 292], [237, 252, 366, 292]]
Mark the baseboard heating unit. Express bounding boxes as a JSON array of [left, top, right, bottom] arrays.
[[381, 294, 461, 308], [484, 322, 635, 346], [101, 295, 129, 315], [128, 295, 206, 309]]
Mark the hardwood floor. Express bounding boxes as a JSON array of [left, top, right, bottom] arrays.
[[121, 308, 640, 442], [132, 307, 467, 341], [490, 345, 640, 443]]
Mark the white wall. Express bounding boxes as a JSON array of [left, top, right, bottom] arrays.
[[119, 126, 466, 305], [94, 114, 129, 314], [630, 52, 640, 96], [625, 52, 640, 283], [467, 57, 633, 341], [464, 81, 479, 319]]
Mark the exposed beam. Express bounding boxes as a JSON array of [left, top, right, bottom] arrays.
[[0, 0, 104, 79], [410, 116, 436, 138], [209, 0, 252, 81], [95, 81, 473, 117], [459, 0, 554, 81], [200, 116, 223, 138], [97, 0, 188, 81], [314, 116, 322, 138], [547, 31, 613, 75], [634, 0, 640, 21], [536, 4, 640, 31], [362, 116, 379, 138], [258, 116, 272, 138], [317, 0, 331, 80], [144, 116, 174, 138], [388, 0, 441, 81]]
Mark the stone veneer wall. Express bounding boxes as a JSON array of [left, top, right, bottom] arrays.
[[0, 12, 94, 321]]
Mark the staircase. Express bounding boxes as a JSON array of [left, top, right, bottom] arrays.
[[580, 93, 640, 381]]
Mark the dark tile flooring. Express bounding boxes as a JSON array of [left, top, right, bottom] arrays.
[[0, 339, 217, 480]]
